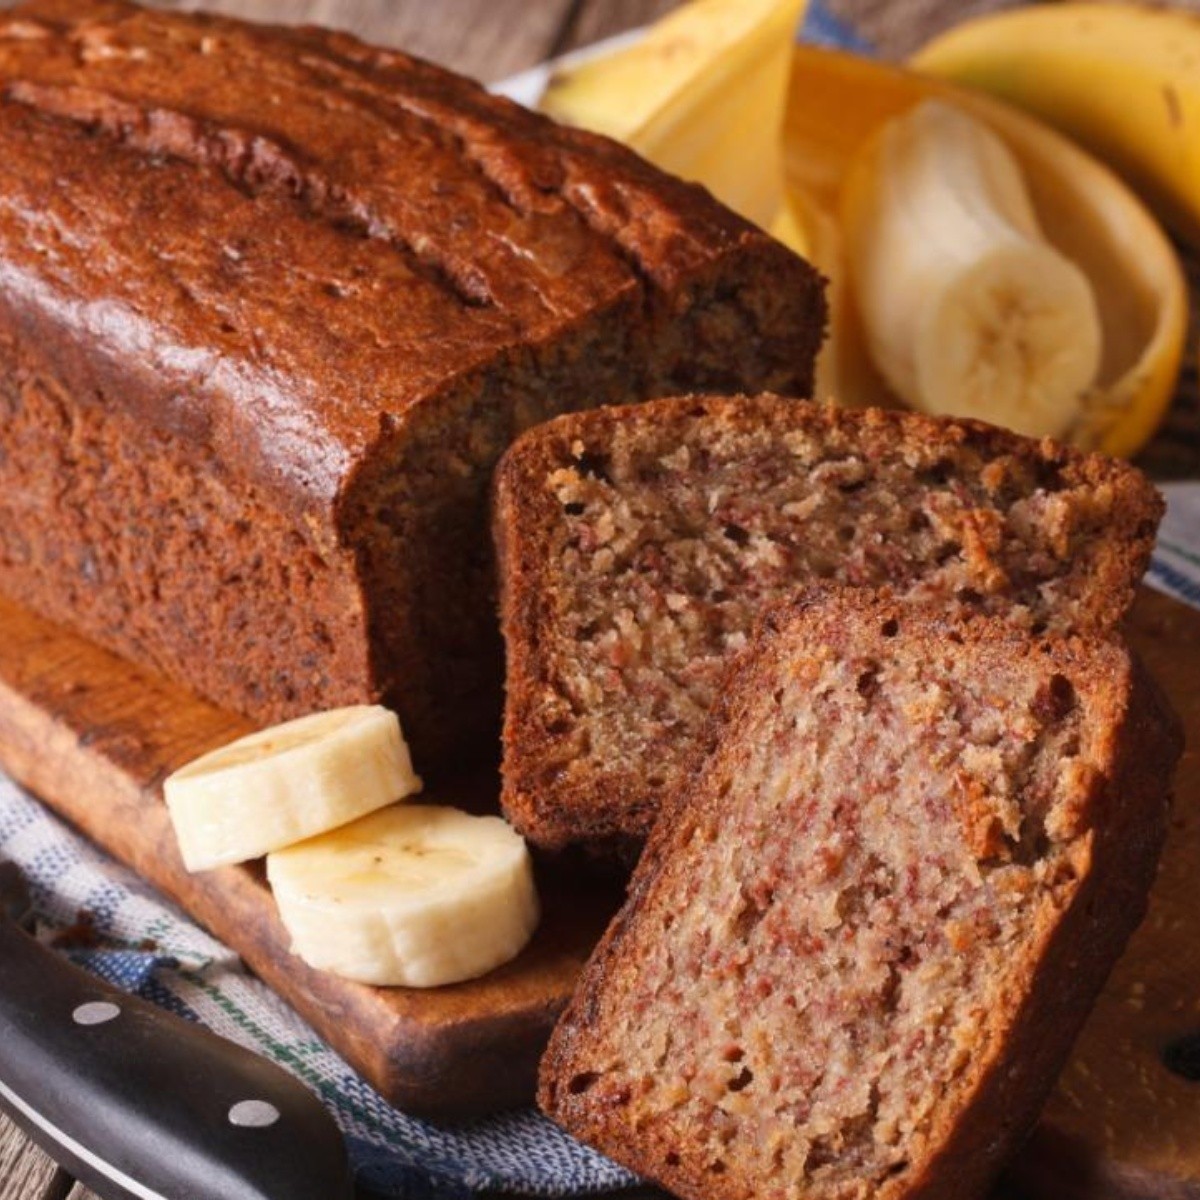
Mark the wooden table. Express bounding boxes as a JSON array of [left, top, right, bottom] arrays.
[[0, 0, 1196, 1197]]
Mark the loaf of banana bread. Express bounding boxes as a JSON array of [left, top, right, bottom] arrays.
[[0, 1, 825, 767], [540, 589, 1182, 1200], [493, 395, 1162, 853]]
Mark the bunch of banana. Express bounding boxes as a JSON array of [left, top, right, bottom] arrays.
[[781, 45, 1187, 456], [165, 706, 539, 988], [912, 4, 1200, 247], [540, 0, 1188, 456]]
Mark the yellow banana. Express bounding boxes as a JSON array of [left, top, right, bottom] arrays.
[[773, 191, 891, 409], [540, 0, 806, 229], [912, 4, 1200, 247], [843, 100, 1104, 439], [782, 46, 1188, 456]]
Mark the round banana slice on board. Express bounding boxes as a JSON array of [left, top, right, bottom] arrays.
[[267, 806, 540, 988], [165, 705, 422, 872]]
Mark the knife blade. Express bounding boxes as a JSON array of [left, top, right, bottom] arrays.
[[0, 860, 355, 1200]]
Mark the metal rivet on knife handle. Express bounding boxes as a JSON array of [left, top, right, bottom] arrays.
[[227, 1100, 282, 1129], [72, 1001, 121, 1027]]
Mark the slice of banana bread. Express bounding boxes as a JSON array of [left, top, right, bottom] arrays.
[[493, 395, 1162, 852], [0, 1, 824, 770], [540, 590, 1182, 1200]]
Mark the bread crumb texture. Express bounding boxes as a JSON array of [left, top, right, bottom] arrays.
[[496, 395, 1161, 849], [539, 591, 1181, 1200]]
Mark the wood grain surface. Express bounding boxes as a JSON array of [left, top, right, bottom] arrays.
[[0, 1119, 58, 1200], [0, 0, 1197, 1198], [0, 589, 623, 1119]]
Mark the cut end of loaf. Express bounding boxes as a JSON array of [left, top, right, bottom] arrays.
[[495, 395, 1163, 852], [539, 591, 1179, 1200]]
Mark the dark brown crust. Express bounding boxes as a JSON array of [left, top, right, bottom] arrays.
[[538, 589, 1183, 1200], [0, 0, 821, 503], [493, 394, 1164, 852], [0, 2, 825, 764]]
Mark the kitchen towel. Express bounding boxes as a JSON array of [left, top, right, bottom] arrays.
[[2, 2, 1199, 1196], [0, 781, 637, 1199], [1147, 484, 1200, 610]]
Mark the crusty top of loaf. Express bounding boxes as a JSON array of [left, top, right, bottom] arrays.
[[0, 0, 817, 513]]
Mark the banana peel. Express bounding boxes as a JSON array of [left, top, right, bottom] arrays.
[[783, 46, 1188, 457], [539, 5, 1184, 458], [772, 193, 892, 410], [540, 0, 806, 229]]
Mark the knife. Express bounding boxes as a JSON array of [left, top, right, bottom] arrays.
[[0, 860, 355, 1200]]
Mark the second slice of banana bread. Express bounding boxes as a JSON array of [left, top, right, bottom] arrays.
[[493, 395, 1162, 853], [539, 589, 1181, 1200]]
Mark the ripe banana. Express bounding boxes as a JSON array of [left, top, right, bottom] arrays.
[[267, 805, 539, 988], [165, 706, 421, 872], [540, 0, 806, 229], [842, 100, 1103, 438], [912, 4, 1200, 247], [781, 45, 1187, 455]]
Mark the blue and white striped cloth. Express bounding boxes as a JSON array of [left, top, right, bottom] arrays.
[[0, 784, 638, 1199], [1147, 484, 1200, 611]]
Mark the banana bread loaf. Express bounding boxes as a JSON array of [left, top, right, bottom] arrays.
[[0, 0, 825, 767], [540, 589, 1182, 1200], [493, 395, 1162, 853]]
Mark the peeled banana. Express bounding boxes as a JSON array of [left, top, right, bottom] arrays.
[[843, 100, 1103, 438], [267, 805, 539, 988], [782, 45, 1187, 455], [165, 706, 421, 872], [540, 0, 806, 229], [913, 3, 1200, 247]]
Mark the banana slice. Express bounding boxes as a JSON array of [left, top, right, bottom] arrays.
[[842, 99, 1103, 439], [165, 706, 421, 872], [267, 805, 540, 988]]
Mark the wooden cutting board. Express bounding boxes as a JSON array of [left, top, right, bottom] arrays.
[[0, 589, 624, 1119], [0, 584, 1196, 1197]]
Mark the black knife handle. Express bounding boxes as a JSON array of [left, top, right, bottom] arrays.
[[0, 917, 354, 1200]]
